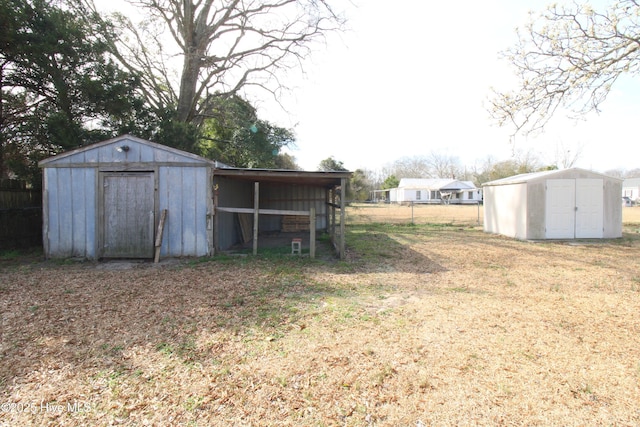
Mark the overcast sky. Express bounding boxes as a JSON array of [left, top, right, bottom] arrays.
[[97, 0, 640, 174], [257, 0, 640, 173]]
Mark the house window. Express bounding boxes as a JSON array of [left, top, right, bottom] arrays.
[[431, 190, 437, 199], [468, 191, 473, 199], [416, 190, 421, 200]]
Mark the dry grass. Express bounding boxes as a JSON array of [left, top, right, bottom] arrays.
[[1, 205, 640, 426]]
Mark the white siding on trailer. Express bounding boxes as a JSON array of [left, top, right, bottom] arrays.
[[545, 179, 575, 239], [576, 179, 603, 238]]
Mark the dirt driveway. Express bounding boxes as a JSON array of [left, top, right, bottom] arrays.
[[1, 216, 639, 425]]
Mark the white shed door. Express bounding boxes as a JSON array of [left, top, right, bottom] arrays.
[[103, 172, 155, 258], [546, 178, 603, 239], [546, 179, 575, 239], [575, 179, 603, 238]]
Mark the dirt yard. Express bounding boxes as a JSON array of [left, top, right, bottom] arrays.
[[1, 205, 639, 426]]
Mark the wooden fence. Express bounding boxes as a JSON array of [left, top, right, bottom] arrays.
[[0, 179, 42, 250]]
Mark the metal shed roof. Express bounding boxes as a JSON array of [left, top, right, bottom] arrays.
[[213, 167, 351, 188], [482, 168, 621, 187]]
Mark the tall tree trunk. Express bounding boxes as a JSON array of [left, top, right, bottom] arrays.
[[176, 51, 200, 123]]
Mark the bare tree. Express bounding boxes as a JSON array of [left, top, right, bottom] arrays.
[[551, 140, 584, 168], [83, 0, 345, 124], [425, 151, 462, 179], [489, 0, 640, 137], [625, 167, 640, 177], [386, 156, 430, 179]]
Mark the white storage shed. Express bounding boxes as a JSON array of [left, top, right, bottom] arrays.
[[483, 168, 622, 240]]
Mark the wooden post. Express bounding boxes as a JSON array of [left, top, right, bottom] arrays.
[[310, 207, 316, 259], [331, 188, 336, 244], [213, 183, 219, 254], [411, 201, 414, 224], [340, 178, 346, 259], [325, 190, 330, 233], [253, 181, 259, 255], [154, 209, 168, 263]]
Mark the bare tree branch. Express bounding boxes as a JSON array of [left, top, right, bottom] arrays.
[[489, 0, 640, 137], [103, 0, 346, 124]]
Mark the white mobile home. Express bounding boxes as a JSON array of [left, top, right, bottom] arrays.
[[483, 168, 622, 240]]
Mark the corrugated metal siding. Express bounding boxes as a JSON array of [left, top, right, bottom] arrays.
[[44, 167, 97, 258], [213, 179, 330, 250], [214, 177, 253, 250], [260, 183, 327, 230]]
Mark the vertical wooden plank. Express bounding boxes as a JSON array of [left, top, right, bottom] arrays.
[[331, 188, 336, 244], [42, 171, 50, 258], [87, 168, 98, 259], [140, 144, 154, 162], [71, 168, 85, 256], [103, 172, 155, 258], [181, 167, 196, 255], [97, 171, 105, 258], [325, 189, 330, 233], [340, 178, 346, 259], [166, 167, 184, 256], [310, 207, 316, 259], [195, 167, 209, 256], [207, 167, 214, 256], [154, 209, 168, 263], [253, 181, 259, 256], [213, 179, 219, 254], [57, 168, 73, 257]]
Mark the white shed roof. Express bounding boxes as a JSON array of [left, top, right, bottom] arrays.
[[482, 168, 620, 187]]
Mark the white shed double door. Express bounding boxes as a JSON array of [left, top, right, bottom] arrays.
[[545, 179, 603, 239]]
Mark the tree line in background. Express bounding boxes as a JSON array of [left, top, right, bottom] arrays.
[[0, 0, 343, 186], [337, 149, 640, 203]]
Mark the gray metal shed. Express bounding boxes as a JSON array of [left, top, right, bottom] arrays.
[[39, 135, 215, 259], [483, 168, 622, 240]]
